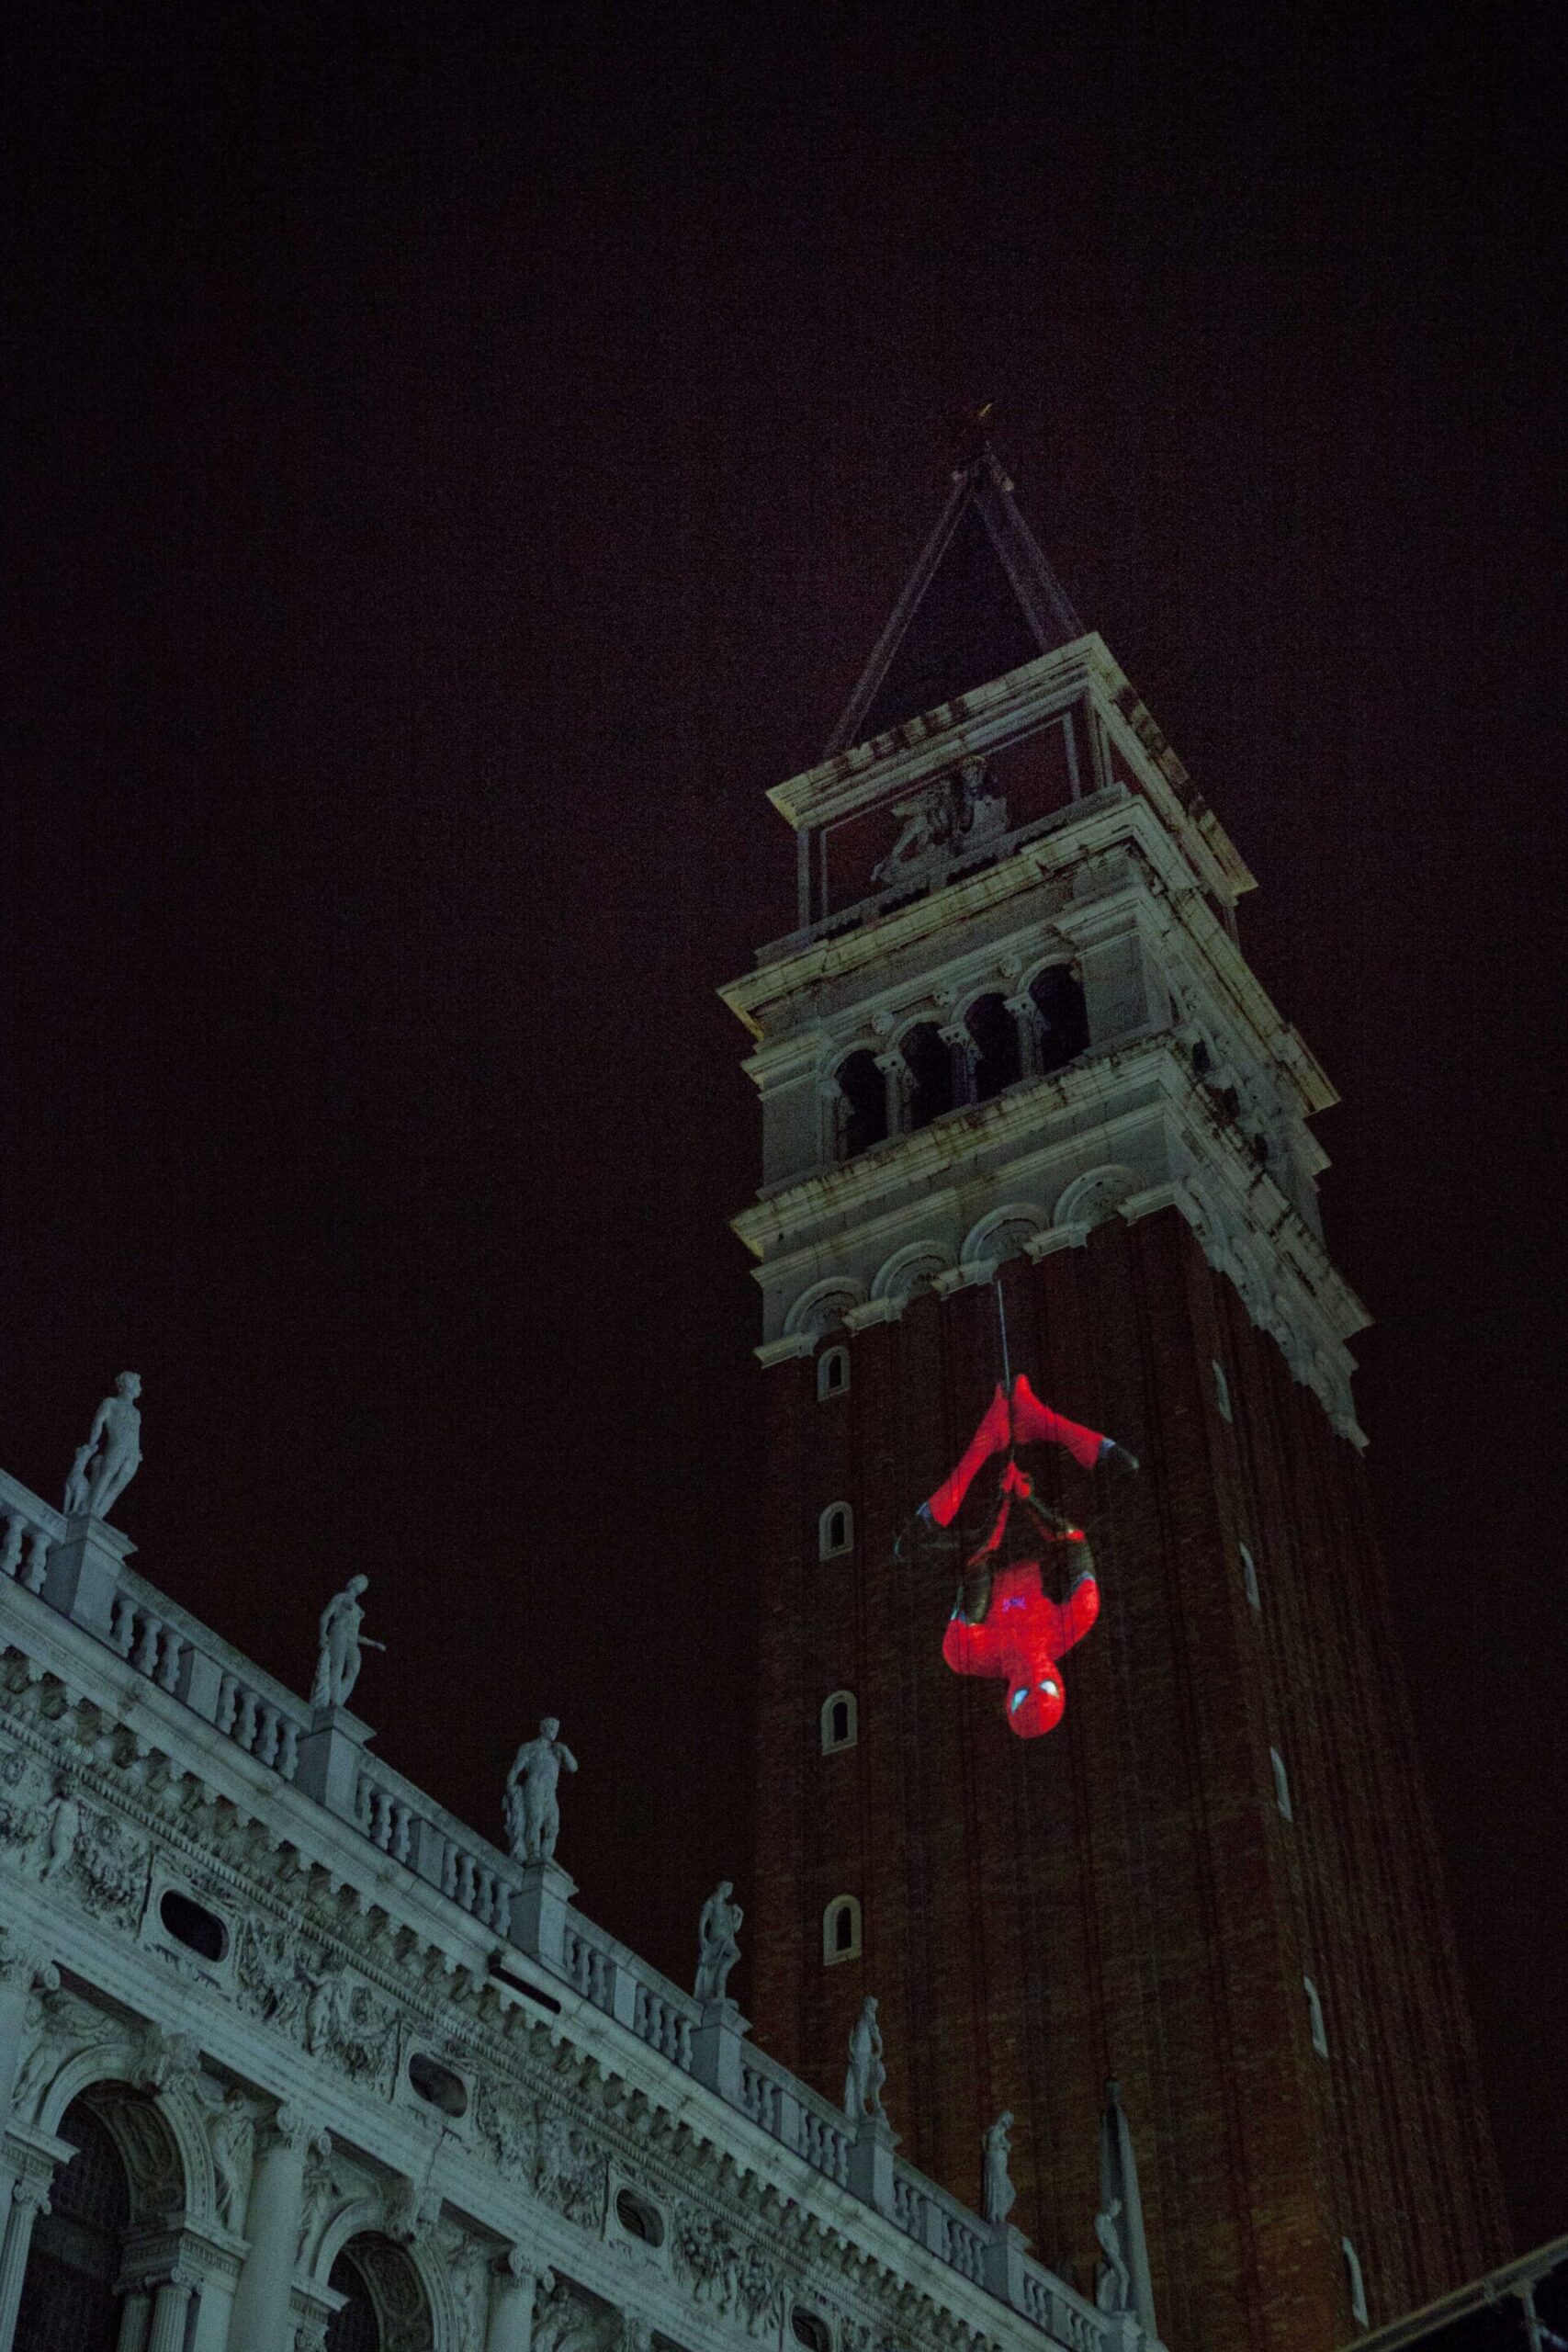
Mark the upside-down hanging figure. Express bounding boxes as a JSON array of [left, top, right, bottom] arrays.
[[921, 1374, 1136, 1739]]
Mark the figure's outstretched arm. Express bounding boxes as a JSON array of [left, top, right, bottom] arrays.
[[559, 1746, 579, 1772]]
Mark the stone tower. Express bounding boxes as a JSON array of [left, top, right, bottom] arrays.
[[721, 448, 1506, 2352]]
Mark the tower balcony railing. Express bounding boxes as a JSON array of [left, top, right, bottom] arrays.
[[1, 1455, 1150, 2352]]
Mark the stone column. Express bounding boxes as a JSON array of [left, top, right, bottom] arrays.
[[146, 2272, 194, 2352], [939, 1021, 978, 1107], [486, 2248, 545, 2352], [1005, 992, 1043, 1079], [227, 2107, 311, 2352], [114, 2289, 152, 2352], [874, 1049, 908, 1136], [0, 2170, 51, 2352]]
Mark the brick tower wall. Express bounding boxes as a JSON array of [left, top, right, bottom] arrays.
[[749, 1207, 1506, 2352]]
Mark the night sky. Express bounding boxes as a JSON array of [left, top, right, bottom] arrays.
[[5, 3, 1563, 2258]]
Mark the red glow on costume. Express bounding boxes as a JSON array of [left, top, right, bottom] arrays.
[[922, 1374, 1108, 1527], [923, 1374, 1129, 1740], [942, 1556, 1100, 1738]]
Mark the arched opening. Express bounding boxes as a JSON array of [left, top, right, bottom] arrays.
[[1030, 965, 1088, 1074], [965, 992, 1021, 1102], [900, 1023, 953, 1131], [325, 2235, 431, 2352], [819, 1690, 858, 1753], [325, 2247, 382, 2352], [818, 1502, 853, 1560], [816, 1344, 850, 1402], [833, 1051, 887, 1159], [14, 2098, 130, 2352], [822, 1894, 862, 1965]]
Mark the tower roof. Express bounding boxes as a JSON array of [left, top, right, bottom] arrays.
[[827, 444, 1085, 758]]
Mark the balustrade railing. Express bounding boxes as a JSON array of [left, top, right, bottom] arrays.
[[0, 1453, 1141, 2352], [631, 1980, 695, 2069], [799, 2106, 852, 2188], [214, 1672, 304, 1779]]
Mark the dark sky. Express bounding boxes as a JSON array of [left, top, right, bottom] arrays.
[[5, 0, 1563, 2258]]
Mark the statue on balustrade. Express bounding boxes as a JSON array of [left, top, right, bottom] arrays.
[[504, 1719, 578, 1863], [310, 1575, 383, 1711], [62, 1373, 142, 1521], [843, 1995, 886, 2122], [694, 1881, 744, 2004], [983, 2110, 1017, 2225]]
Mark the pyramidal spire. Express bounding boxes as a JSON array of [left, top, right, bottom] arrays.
[[827, 430, 1084, 758]]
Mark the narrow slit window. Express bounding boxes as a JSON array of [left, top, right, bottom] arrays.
[[1213, 1359, 1233, 1421], [1240, 1544, 1260, 1611], [823, 1894, 862, 1965], [1341, 2238, 1369, 2328], [818, 1502, 854, 1560], [820, 1691, 858, 1754]]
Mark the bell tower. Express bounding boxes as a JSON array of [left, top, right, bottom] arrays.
[[722, 447, 1506, 2352]]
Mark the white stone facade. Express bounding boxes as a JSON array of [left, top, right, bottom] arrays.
[[723, 633, 1368, 1445], [1, 1462, 1155, 2352]]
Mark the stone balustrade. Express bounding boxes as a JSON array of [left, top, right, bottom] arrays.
[[0, 1458, 1145, 2352]]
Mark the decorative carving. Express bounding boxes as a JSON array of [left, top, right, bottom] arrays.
[[131, 2023, 199, 2096], [1092, 2197, 1131, 2314], [73, 1803, 151, 1918], [63, 1373, 142, 1519], [236, 1917, 311, 2036], [304, 1968, 400, 2093], [201, 2086, 256, 2233], [384, 2175, 442, 2248], [534, 2277, 615, 2352], [504, 1719, 578, 1863], [37, 1777, 82, 1881], [352, 2234, 433, 2352], [475, 2077, 537, 2177], [10, 1987, 121, 2122], [871, 762, 1008, 892], [104, 2091, 184, 2221], [296, 2139, 339, 2266], [982, 2111, 1015, 2226], [694, 1881, 743, 2004], [671, 2207, 784, 2336], [535, 2105, 607, 2230], [310, 1577, 382, 1711], [843, 1996, 886, 2121]]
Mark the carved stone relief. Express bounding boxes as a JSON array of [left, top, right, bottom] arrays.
[[671, 2205, 785, 2337], [536, 2105, 609, 2232], [476, 2075, 538, 2177]]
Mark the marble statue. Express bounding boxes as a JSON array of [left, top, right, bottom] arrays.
[[842, 1996, 886, 2122], [310, 1576, 383, 1711], [983, 2110, 1016, 2225], [208, 2089, 256, 2232], [1093, 2197, 1132, 2314], [504, 1719, 578, 1863], [37, 1779, 80, 1883], [63, 1373, 142, 1520], [694, 1881, 743, 2004]]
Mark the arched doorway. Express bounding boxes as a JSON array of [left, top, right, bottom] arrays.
[[326, 2245, 382, 2351], [13, 2098, 129, 2352], [324, 2233, 433, 2352]]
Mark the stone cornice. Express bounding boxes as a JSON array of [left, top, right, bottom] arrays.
[[0, 1577, 1116, 2352]]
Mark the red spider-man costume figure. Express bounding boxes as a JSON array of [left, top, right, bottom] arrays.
[[922, 1375, 1134, 1740]]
